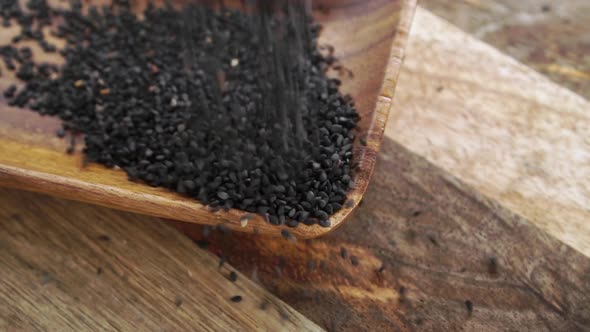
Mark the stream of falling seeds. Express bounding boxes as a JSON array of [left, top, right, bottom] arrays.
[[1, 0, 359, 227]]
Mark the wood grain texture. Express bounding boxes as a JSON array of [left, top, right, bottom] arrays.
[[0, 188, 323, 332], [170, 7, 590, 332], [0, 0, 415, 238], [420, 0, 590, 99], [388, 8, 590, 257], [174, 130, 590, 332]]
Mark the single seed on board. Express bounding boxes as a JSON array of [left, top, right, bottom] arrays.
[[340, 247, 348, 259], [230, 295, 242, 303]]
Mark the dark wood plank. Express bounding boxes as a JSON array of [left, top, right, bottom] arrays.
[[173, 135, 590, 331]]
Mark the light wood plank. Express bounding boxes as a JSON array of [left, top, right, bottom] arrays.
[[0, 188, 323, 332], [389, 7, 590, 257]]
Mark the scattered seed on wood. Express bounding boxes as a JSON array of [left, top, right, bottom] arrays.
[[230, 295, 242, 303], [96, 267, 103, 275], [488, 256, 498, 275], [278, 306, 290, 320], [340, 247, 348, 259], [97, 234, 111, 242], [259, 298, 270, 310], [465, 300, 473, 316], [175, 297, 183, 307], [427, 235, 438, 246], [228, 271, 238, 282], [194, 239, 210, 249], [280, 229, 296, 243], [350, 255, 359, 266], [65, 134, 76, 154], [3, 84, 16, 98]]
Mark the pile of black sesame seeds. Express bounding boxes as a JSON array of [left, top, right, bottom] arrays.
[[1, 0, 359, 228]]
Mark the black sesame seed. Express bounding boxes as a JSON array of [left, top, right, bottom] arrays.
[[97, 234, 111, 242], [259, 299, 270, 310], [465, 300, 473, 316], [280, 229, 290, 239], [194, 239, 210, 249], [230, 295, 242, 303], [340, 247, 348, 259], [488, 257, 498, 275], [3, 84, 17, 98], [350, 255, 359, 266], [217, 191, 230, 200], [228, 271, 238, 282], [2, 0, 359, 228]]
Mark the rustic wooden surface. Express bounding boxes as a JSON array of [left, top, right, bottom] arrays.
[[174, 137, 590, 331], [0, 188, 323, 332], [170, 6, 590, 332], [389, 8, 590, 257], [421, 0, 590, 99], [0, 0, 414, 238], [2, 2, 590, 332]]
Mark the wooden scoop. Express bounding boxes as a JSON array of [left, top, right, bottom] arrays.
[[0, 0, 415, 238]]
